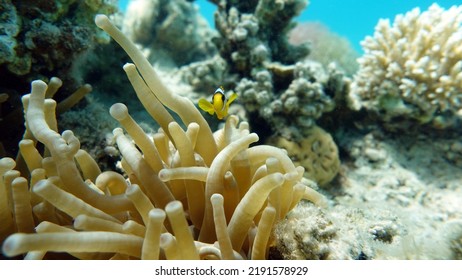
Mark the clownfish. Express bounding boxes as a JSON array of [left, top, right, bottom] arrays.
[[198, 86, 238, 120]]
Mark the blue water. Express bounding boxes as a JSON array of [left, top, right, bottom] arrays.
[[118, 0, 461, 53]]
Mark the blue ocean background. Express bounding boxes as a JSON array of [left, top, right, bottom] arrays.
[[118, 0, 461, 53]]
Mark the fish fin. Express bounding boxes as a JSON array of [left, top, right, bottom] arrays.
[[218, 110, 226, 120], [226, 92, 238, 106], [198, 98, 215, 115]]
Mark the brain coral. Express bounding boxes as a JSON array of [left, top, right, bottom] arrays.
[[268, 125, 340, 186], [349, 4, 462, 129]]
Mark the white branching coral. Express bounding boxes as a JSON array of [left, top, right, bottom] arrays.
[[350, 4, 462, 129], [0, 14, 325, 260]]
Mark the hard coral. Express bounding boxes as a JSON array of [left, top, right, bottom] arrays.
[[0, 15, 324, 260], [200, 0, 349, 140], [268, 125, 340, 186], [350, 4, 462, 130]]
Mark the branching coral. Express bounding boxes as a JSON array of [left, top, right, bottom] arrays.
[[350, 4, 462, 130], [177, 0, 349, 141], [0, 15, 324, 260]]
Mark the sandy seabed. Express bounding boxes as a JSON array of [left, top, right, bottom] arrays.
[[275, 128, 462, 260]]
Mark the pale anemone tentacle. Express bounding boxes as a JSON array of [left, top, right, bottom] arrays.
[[125, 184, 155, 226], [44, 77, 63, 98], [142, 209, 166, 260], [199, 132, 259, 243], [210, 193, 234, 260], [95, 171, 128, 195], [0, 13, 327, 260], [168, 122, 205, 229], [95, 14, 217, 165], [35, 221, 111, 260], [32, 179, 121, 224], [56, 84, 92, 114], [165, 201, 199, 260], [227, 172, 284, 252], [110, 103, 164, 173], [11, 177, 35, 233], [113, 128, 174, 208], [0, 158, 17, 241], [25, 81, 133, 214], [74, 214, 125, 233], [159, 232, 180, 260], [18, 139, 43, 173], [122, 63, 175, 142], [2, 232, 144, 258], [122, 220, 146, 237], [75, 149, 101, 183], [251, 205, 276, 260], [158, 166, 209, 182]]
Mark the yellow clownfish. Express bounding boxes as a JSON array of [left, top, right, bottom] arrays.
[[198, 86, 238, 120]]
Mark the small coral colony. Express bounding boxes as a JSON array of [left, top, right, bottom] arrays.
[[0, 0, 461, 259]]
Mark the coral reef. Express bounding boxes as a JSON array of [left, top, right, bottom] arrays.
[[0, 15, 324, 260], [175, 0, 349, 141], [236, 61, 347, 140], [0, 0, 118, 157], [122, 0, 217, 67], [131, 0, 349, 187], [349, 4, 462, 130], [0, 0, 116, 78]]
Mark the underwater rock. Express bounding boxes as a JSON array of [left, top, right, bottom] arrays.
[[350, 4, 462, 131]]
